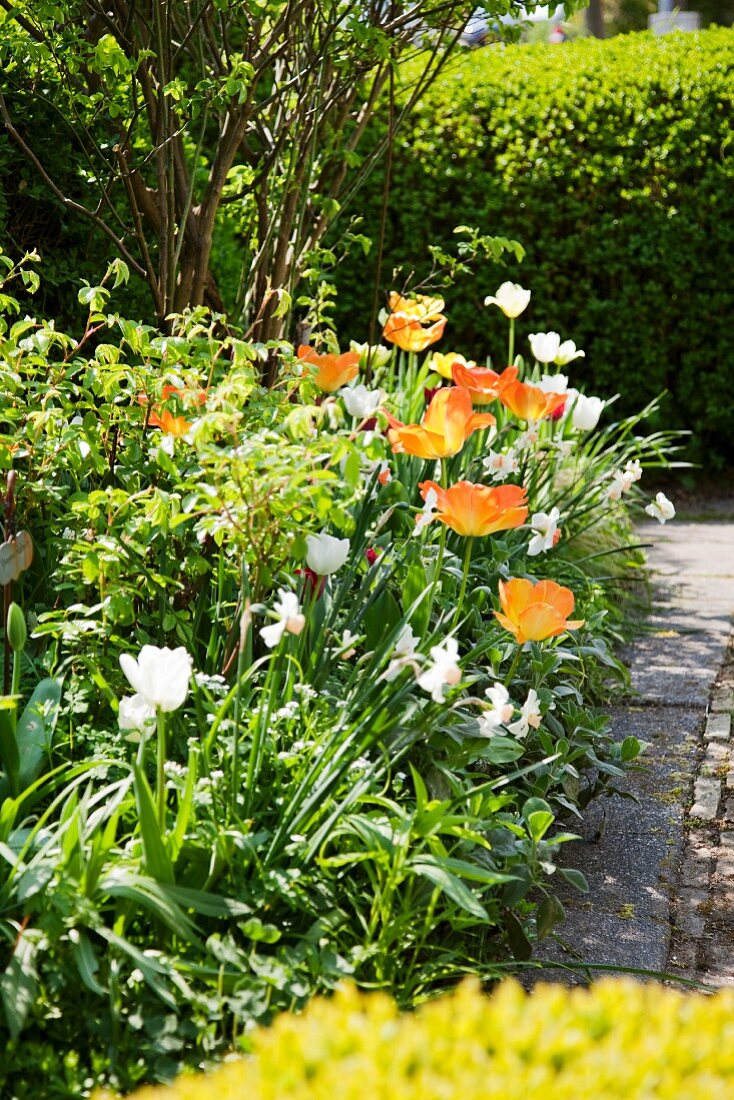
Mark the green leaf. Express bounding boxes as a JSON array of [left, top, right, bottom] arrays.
[[71, 931, 106, 996], [0, 927, 42, 1038], [132, 764, 174, 884], [537, 894, 566, 940], [16, 678, 63, 791], [0, 706, 20, 794], [505, 911, 532, 961], [621, 735, 642, 762], [559, 867, 589, 894], [411, 859, 488, 920]]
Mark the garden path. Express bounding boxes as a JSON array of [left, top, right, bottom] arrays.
[[534, 503, 734, 988]]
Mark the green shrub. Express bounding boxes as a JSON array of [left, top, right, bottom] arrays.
[[109, 977, 734, 1098], [333, 28, 734, 466]]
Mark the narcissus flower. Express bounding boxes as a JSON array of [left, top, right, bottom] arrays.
[[298, 345, 359, 393], [500, 380, 568, 423], [527, 507, 562, 557], [478, 682, 515, 736], [645, 492, 676, 524], [386, 386, 495, 459], [452, 363, 518, 405], [508, 689, 543, 738], [607, 459, 643, 501], [428, 352, 478, 381], [418, 480, 528, 538], [494, 578, 584, 644], [417, 637, 461, 702], [484, 282, 531, 319], [259, 590, 306, 648], [383, 311, 447, 353], [119, 645, 193, 712]]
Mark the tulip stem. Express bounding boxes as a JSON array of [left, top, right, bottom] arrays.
[[453, 539, 473, 630], [508, 318, 515, 368], [156, 709, 167, 825], [503, 646, 523, 690]]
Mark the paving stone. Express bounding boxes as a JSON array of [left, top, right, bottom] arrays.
[[712, 689, 734, 713], [678, 848, 712, 890], [690, 777, 721, 820], [675, 888, 708, 937], [703, 741, 729, 767], [705, 713, 732, 740]]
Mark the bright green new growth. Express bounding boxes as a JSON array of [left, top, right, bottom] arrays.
[[110, 977, 734, 1099]]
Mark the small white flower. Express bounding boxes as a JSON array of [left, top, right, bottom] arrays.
[[484, 282, 531, 319], [339, 629, 359, 659], [645, 492, 676, 524], [508, 689, 542, 739], [413, 487, 438, 535], [554, 340, 585, 366], [417, 637, 461, 703], [305, 532, 350, 575], [341, 384, 384, 419], [477, 682, 515, 736], [118, 693, 156, 732], [259, 589, 306, 649], [483, 448, 520, 482], [119, 645, 193, 712], [536, 372, 570, 395], [528, 331, 561, 364], [527, 507, 561, 557], [607, 459, 643, 501], [515, 427, 540, 451], [382, 623, 421, 682], [571, 393, 605, 432]]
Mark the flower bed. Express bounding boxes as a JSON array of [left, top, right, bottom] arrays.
[[0, 253, 682, 1094]]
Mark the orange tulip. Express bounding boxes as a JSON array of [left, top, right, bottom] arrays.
[[385, 386, 495, 460], [148, 409, 193, 436], [453, 363, 519, 405], [427, 352, 477, 381], [418, 480, 528, 537], [494, 578, 585, 644], [500, 380, 567, 422], [388, 291, 445, 321], [297, 345, 359, 393], [383, 311, 447, 353]]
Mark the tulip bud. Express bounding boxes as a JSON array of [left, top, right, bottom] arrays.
[[6, 602, 27, 653]]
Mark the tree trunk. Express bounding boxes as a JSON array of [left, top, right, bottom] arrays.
[[586, 0, 606, 37]]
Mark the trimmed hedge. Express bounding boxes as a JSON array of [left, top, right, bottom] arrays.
[[109, 978, 734, 1098], [333, 29, 734, 466]]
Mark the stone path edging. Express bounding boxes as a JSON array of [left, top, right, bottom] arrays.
[[533, 516, 734, 986]]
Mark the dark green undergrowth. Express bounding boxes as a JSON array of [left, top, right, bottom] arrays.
[[332, 27, 734, 467]]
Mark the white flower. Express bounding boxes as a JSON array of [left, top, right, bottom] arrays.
[[305, 532, 350, 575], [508, 689, 542, 739], [571, 393, 605, 432], [339, 629, 359, 659], [536, 372, 570, 395], [483, 448, 520, 482], [607, 459, 643, 501], [417, 637, 461, 703], [341, 384, 384, 419], [119, 645, 193, 712], [413, 487, 438, 536], [382, 623, 421, 682], [555, 340, 585, 366], [527, 507, 561, 557], [645, 492, 676, 524], [484, 282, 531, 319], [259, 589, 306, 649], [515, 427, 540, 451], [528, 331, 561, 364], [349, 341, 392, 369], [118, 693, 156, 732], [477, 682, 515, 736]]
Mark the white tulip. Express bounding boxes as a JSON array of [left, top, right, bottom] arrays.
[[118, 693, 156, 731], [536, 372, 570, 394], [528, 331, 562, 364], [571, 394, 605, 432], [119, 645, 193, 712], [259, 589, 306, 649], [340, 384, 384, 419], [645, 492, 676, 524], [555, 340, 585, 366], [484, 282, 531, 319], [305, 532, 350, 575]]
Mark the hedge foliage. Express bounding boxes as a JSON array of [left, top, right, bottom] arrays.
[[333, 29, 734, 466], [108, 978, 734, 1099]]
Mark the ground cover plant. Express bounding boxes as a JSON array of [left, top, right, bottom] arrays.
[[0, 250, 680, 1096]]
